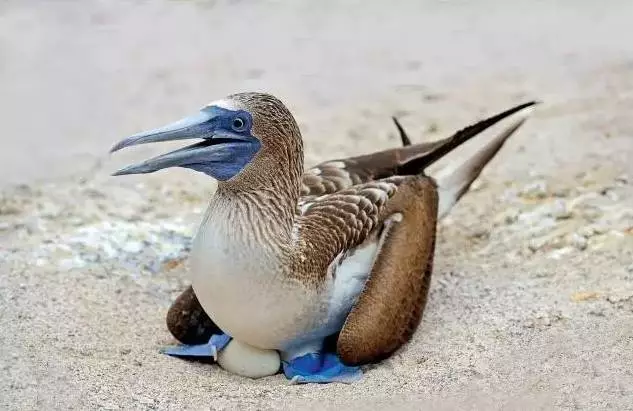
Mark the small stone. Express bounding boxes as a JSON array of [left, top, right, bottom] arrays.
[[627, 264, 633, 273], [552, 187, 572, 198], [527, 311, 563, 328], [547, 247, 574, 260], [577, 226, 596, 238], [569, 233, 588, 250], [469, 227, 489, 239], [519, 180, 548, 199], [615, 174, 629, 185], [605, 190, 620, 202], [577, 223, 609, 238], [528, 237, 548, 252], [607, 294, 633, 304], [548, 200, 572, 220], [495, 208, 521, 225]]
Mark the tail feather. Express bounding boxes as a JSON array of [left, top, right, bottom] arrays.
[[436, 117, 528, 219], [397, 101, 537, 176], [392, 117, 412, 146]]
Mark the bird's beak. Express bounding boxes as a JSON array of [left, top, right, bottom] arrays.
[[109, 108, 257, 178], [110, 109, 217, 154]]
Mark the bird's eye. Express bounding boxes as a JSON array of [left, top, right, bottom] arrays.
[[232, 117, 246, 131]]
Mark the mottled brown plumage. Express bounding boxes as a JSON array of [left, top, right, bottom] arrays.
[[337, 176, 438, 365], [157, 95, 536, 363]]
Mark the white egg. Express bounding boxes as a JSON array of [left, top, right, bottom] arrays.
[[217, 339, 281, 379]]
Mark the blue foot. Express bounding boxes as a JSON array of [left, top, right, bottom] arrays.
[[160, 333, 231, 361], [282, 352, 362, 384]]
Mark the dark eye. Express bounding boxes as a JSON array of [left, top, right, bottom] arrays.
[[232, 117, 246, 131]]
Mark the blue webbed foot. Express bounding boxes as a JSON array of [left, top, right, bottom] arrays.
[[282, 352, 362, 384], [160, 333, 231, 361]]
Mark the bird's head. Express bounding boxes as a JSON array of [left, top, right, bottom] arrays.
[[110, 92, 303, 185]]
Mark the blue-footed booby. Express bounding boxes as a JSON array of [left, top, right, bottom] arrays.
[[110, 93, 536, 383]]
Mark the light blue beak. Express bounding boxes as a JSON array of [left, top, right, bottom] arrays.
[[110, 109, 217, 154]]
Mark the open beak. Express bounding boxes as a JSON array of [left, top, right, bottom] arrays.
[[109, 108, 252, 177]]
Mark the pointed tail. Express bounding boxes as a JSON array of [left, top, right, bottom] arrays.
[[396, 101, 537, 176], [434, 116, 529, 219]]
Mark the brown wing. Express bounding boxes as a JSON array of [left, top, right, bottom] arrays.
[[299, 145, 436, 198], [300, 100, 537, 198], [294, 178, 407, 283], [336, 176, 438, 365]]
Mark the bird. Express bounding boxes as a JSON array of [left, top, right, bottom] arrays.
[[109, 92, 536, 384]]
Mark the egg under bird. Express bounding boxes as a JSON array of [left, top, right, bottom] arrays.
[[110, 92, 536, 383]]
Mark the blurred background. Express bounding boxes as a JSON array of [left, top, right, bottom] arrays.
[[1, 0, 631, 187]]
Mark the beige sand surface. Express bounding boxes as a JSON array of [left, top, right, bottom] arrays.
[[1, 1, 632, 409]]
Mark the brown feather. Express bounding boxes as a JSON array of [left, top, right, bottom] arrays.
[[166, 285, 221, 344], [392, 116, 412, 146], [336, 175, 439, 365]]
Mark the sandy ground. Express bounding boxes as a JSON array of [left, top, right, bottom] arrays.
[[1, 0, 633, 409]]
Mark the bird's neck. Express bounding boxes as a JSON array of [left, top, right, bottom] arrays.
[[209, 120, 305, 257], [213, 140, 304, 238], [210, 173, 300, 256]]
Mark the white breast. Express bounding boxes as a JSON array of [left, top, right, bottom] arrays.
[[188, 202, 382, 352], [189, 211, 318, 349]]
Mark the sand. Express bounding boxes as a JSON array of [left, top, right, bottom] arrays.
[[1, 0, 632, 409]]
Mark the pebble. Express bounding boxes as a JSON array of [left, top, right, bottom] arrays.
[[494, 208, 521, 225], [605, 190, 620, 202], [548, 199, 573, 220], [577, 226, 596, 238], [615, 174, 629, 185], [552, 187, 572, 198], [519, 180, 548, 199], [607, 294, 633, 305], [569, 233, 588, 250], [547, 247, 574, 260], [528, 237, 548, 252]]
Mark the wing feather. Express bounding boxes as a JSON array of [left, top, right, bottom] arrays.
[[295, 178, 406, 282]]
